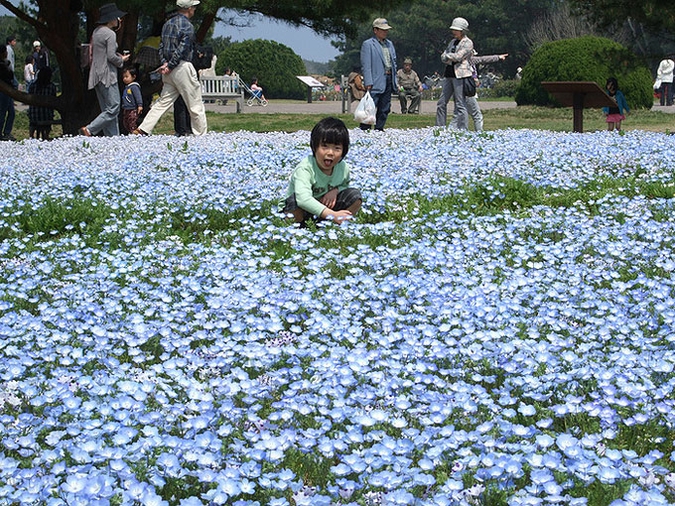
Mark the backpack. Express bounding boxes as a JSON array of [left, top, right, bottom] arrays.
[[192, 44, 214, 71]]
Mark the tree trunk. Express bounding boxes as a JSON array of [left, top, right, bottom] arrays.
[[0, 1, 252, 135]]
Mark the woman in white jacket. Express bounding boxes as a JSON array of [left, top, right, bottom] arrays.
[[435, 17, 473, 128], [656, 56, 674, 107]]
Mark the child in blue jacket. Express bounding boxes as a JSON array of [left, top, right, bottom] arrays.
[[603, 77, 630, 131]]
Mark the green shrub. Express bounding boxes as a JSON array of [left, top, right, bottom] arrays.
[[481, 79, 520, 99], [216, 39, 307, 99], [515, 36, 653, 109]]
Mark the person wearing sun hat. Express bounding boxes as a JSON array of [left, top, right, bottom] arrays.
[[359, 17, 398, 131], [79, 3, 131, 137], [435, 17, 474, 129], [133, 0, 207, 136]]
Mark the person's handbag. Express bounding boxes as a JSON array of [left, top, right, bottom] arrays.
[[463, 77, 477, 97], [354, 91, 376, 124], [654, 79, 662, 91]]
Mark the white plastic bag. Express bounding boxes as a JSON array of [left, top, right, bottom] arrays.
[[354, 91, 376, 125]]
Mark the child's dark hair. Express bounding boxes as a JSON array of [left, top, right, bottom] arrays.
[[124, 67, 138, 80], [310, 117, 350, 158], [606, 77, 618, 89]]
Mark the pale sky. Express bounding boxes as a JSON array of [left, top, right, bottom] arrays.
[[215, 10, 341, 63]]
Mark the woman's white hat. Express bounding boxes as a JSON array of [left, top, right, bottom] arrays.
[[449, 17, 469, 31]]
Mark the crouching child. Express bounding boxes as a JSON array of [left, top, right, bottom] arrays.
[[282, 117, 362, 225]]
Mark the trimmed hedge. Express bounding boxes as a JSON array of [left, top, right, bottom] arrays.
[[216, 39, 307, 99], [515, 36, 653, 109]]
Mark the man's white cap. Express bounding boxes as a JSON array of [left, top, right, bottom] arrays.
[[372, 18, 392, 30]]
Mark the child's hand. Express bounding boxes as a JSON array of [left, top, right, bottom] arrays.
[[137, 106, 143, 114], [330, 210, 353, 225], [320, 188, 338, 209]]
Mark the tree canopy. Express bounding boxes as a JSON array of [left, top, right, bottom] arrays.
[[568, 0, 675, 35], [0, 0, 408, 134], [333, 0, 557, 82]]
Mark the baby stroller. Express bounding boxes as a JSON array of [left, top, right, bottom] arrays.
[[239, 77, 268, 107]]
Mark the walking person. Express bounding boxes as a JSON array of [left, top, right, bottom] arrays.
[[435, 17, 473, 129], [133, 0, 207, 136], [656, 55, 674, 107], [360, 18, 398, 131], [79, 3, 130, 136]]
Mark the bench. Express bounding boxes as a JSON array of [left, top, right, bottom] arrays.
[[200, 76, 244, 113]]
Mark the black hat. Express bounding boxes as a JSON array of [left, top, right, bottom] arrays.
[[97, 3, 127, 24]]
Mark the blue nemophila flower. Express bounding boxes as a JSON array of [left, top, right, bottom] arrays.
[[3, 129, 675, 503]]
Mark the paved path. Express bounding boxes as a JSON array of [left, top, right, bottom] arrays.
[[206, 99, 675, 116], [204, 99, 518, 115], [17, 98, 674, 116]]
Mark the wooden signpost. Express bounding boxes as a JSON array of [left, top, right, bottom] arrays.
[[541, 81, 617, 133]]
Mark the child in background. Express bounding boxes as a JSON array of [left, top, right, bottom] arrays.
[[121, 67, 143, 134], [250, 77, 266, 101], [27, 66, 56, 140], [23, 55, 35, 89], [603, 77, 630, 131], [281, 117, 362, 226]]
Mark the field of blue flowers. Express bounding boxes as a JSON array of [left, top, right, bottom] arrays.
[[1, 126, 675, 506]]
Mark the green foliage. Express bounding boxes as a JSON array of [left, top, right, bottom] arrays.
[[0, 195, 112, 243], [515, 36, 653, 109], [216, 39, 306, 99], [482, 78, 520, 98], [568, 0, 675, 36], [332, 0, 554, 80]]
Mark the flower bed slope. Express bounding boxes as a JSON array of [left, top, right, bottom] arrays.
[[1, 128, 675, 505]]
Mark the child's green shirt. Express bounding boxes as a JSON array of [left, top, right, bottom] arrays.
[[284, 155, 351, 217]]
